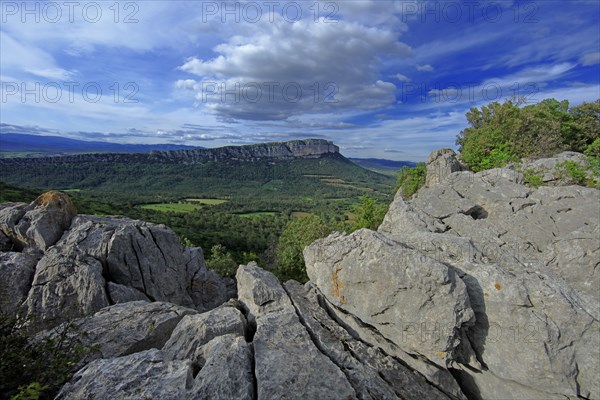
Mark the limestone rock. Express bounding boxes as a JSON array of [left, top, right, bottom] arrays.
[[162, 305, 246, 366], [45, 301, 197, 361], [305, 229, 475, 366], [51, 215, 230, 311], [0, 192, 76, 251], [317, 289, 468, 400], [0, 252, 39, 314], [23, 249, 110, 332], [425, 148, 465, 186], [106, 282, 150, 304], [236, 263, 356, 400], [56, 349, 193, 400], [285, 281, 454, 400], [190, 334, 254, 400], [308, 152, 600, 399], [520, 151, 589, 185]]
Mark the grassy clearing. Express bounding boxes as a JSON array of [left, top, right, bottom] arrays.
[[237, 212, 277, 218], [185, 198, 228, 205], [140, 203, 201, 213], [291, 211, 313, 218]]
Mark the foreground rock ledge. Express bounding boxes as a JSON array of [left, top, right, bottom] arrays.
[[306, 150, 599, 400]]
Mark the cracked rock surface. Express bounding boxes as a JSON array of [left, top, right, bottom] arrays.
[[307, 150, 599, 400]]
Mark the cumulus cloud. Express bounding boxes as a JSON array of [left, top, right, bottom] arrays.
[[177, 15, 412, 121]]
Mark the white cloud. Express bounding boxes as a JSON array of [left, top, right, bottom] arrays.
[[395, 73, 411, 82], [177, 15, 412, 120], [581, 52, 600, 66], [416, 64, 434, 72], [0, 33, 74, 80]]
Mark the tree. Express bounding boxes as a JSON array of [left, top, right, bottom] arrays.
[[350, 195, 387, 231], [456, 98, 600, 171], [206, 244, 238, 278], [565, 100, 600, 152], [275, 215, 329, 282]]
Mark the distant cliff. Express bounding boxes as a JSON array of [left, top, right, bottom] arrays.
[[0, 139, 340, 165]]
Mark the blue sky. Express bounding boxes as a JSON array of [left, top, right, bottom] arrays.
[[1, 0, 599, 161]]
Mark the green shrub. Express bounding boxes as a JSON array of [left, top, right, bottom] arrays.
[[457, 98, 599, 172], [350, 195, 387, 232], [584, 139, 600, 179], [557, 161, 588, 186], [206, 244, 238, 278], [396, 163, 426, 198], [11, 383, 47, 400], [275, 215, 329, 282], [0, 314, 91, 400], [523, 169, 544, 189]]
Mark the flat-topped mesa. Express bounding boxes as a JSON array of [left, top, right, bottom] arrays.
[[149, 139, 340, 163], [0, 139, 340, 165]]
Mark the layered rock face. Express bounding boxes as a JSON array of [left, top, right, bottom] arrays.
[[2, 149, 598, 399], [0, 139, 340, 166]]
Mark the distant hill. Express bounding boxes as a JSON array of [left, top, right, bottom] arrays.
[[349, 158, 417, 175], [0, 133, 198, 157], [0, 139, 395, 204]]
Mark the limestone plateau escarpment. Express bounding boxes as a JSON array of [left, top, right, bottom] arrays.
[[0, 139, 340, 166], [0, 148, 598, 400]]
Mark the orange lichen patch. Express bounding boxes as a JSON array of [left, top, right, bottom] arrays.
[[484, 292, 490, 297], [437, 351, 446, 359], [332, 267, 346, 305], [494, 282, 502, 291], [34, 191, 77, 214]]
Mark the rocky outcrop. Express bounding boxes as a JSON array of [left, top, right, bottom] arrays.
[[519, 151, 589, 185], [0, 139, 340, 167], [0, 252, 39, 314], [0, 192, 76, 251], [236, 263, 356, 399], [0, 193, 232, 332], [307, 149, 600, 400], [425, 148, 465, 186], [3, 149, 598, 400], [56, 349, 194, 400], [45, 301, 197, 362]]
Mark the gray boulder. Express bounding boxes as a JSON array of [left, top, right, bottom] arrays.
[[0, 192, 77, 251], [21, 214, 231, 331], [56, 349, 193, 400], [236, 263, 356, 400], [190, 334, 254, 400], [44, 301, 197, 362], [425, 148, 465, 186], [304, 229, 475, 367], [162, 305, 246, 365], [306, 150, 600, 399], [23, 249, 110, 332], [285, 280, 454, 400], [0, 252, 39, 314]]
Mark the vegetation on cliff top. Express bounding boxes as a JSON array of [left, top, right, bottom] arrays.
[[456, 98, 599, 172]]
